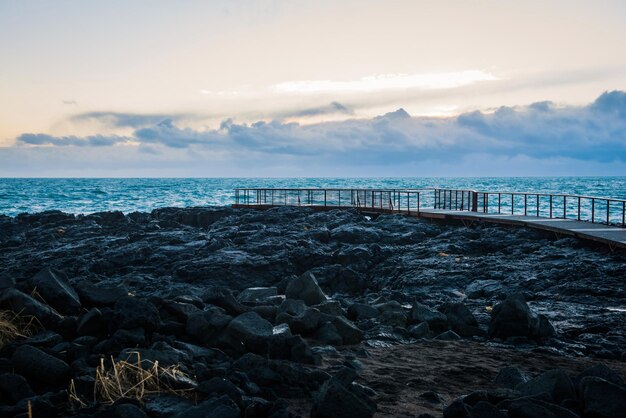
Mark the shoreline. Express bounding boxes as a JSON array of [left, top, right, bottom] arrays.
[[0, 206, 624, 417]]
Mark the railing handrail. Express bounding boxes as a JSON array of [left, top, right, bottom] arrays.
[[234, 187, 431, 193], [233, 186, 626, 228], [433, 188, 626, 204]]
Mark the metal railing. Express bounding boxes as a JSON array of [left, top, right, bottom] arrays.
[[434, 188, 626, 227], [235, 187, 626, 227], [234, 188, 430, 214]]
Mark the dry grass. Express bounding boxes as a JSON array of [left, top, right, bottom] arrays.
[[69, 353, 196, 406], [0, 310, 39, 349]]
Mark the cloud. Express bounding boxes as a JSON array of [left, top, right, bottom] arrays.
[[12, 91, 626, 175], [288, 101, 354, 117], [69, 111, 192, 128], [271, 70, 497, 94], [17, 133, 130, 147]]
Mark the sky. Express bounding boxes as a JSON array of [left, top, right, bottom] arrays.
[[1, 0, 625, 177]]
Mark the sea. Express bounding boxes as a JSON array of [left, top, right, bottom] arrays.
[[0, 177, 625, 217]]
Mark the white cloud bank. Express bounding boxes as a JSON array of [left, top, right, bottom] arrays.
[[2, 91, 625, 177], [271, 70, 498, 93]]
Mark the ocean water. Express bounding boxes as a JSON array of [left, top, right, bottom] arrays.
[[0, 177, 624, 217]]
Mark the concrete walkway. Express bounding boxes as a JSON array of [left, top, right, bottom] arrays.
[[415, 209, 626, 250]]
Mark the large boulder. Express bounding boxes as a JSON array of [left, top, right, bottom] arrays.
[[113, 296, 160, 333], [174, 395, 240, 418], [489, 294, 555, 340], [75, 280, 129, 307], [77, 308, 108, 337], [222, 311, 273, 353], [493, 366, 529, 389], [277, 299, 307, 317], [327, 315, 364, 345], [347, 303, 380, 321], [575, 363, 625, 389], [580, 376, 626, 418], [237, 287, 278, 305], [311, 367, 376, 418], [11, 345, 71, 387], [121, 341, 192, 368], [0, 288, 63, 327], [277, 307, 321, 335], [409, 302, 449, 333], [202, 287, 248, 316], [465, 279, 506, 299], [0, 373, 34, 405], [27, 268, 81, 315], [285, 271, 327, 306], [196, 377, 245, 405], [186, 308, 232, 344], [505, 397, 579, 418], [439, 303, 485, 337], [96, 403, 148, 418], [514, 369, 576, 404]]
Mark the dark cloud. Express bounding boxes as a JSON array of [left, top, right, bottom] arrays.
[[289, 101, 354, 117], [17, 133, 130, 147], [69, 111, 191, 128], [15, 91, 626, 167]]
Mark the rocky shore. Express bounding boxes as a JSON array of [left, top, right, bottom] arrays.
[[0, 206, 624, 417]]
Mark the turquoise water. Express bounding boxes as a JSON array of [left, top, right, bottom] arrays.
[[0, 177, 624, 217]]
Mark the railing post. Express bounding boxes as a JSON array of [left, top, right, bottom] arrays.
[[591, 198, 595, 223], [471, 191, 478, 212], [511, 194, 514, 215], [407, 192, 410, 215], [324, 190, 327, 207], [536, 194, 539, 217], [606, 200, 610, 225], [524, 194, 527, 216], [417, 192, 421, 215], [549, 195, 553, 219]]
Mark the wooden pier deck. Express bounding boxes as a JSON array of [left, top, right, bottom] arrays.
[[233, 187, 626, 250]]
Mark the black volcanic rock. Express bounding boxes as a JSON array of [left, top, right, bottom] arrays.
[[26, 268, 81, 315], [580, 376, 626, 418], [489, 294, 555, 340], [311, 367, 376, 418], [409, 302, 449, 333], [439, 302, 485, 337], [0, 373, 34, 404], [113, 296, 160, 333], [514, 369, 576, 404], [77, 307, 107, 337], [222, 311, 274, 353], [76, 280, 129, 307], [11, 345, 70, 387], [0, 205, 625, 417], [493, 366, 529, 389], [285, 271, 327, 306], [0, 288, 63, 327]]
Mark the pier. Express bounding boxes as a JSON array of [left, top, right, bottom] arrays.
[[233, 187, 626, 250]]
